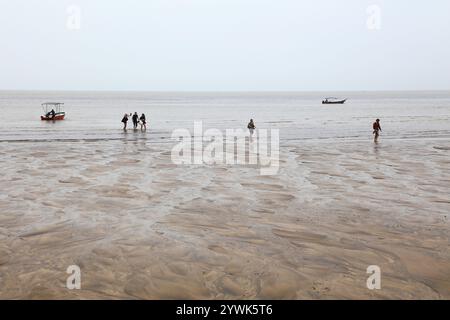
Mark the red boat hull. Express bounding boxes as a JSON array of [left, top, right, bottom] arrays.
[[41, 114, 65, 121]]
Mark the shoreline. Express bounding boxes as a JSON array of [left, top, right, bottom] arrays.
[[2, 134, 450, 144]]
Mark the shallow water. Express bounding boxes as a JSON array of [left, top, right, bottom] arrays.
[[1, 91, 450, 142]]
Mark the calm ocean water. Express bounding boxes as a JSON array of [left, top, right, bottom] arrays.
[[1, 91, 450, 143]]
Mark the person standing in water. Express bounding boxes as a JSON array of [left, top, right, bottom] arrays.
[[121, 113, 129, 131], [373, 119, 382, 142], [247, 119, 256, 136], [140, 113, 147, 131], [132, 112, 139, 129]]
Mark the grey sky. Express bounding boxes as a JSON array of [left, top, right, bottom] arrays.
[[1, 0, 450, 91]]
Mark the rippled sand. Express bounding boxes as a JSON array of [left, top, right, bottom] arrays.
[[0, 138, 449, 299]]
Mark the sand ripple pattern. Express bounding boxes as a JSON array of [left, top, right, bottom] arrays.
[[0, 139, 449, 299]]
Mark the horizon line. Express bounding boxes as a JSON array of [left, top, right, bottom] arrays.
[[1, 89, 450, 93]]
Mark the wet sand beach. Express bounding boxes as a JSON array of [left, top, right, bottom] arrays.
[[2, 0, 450, 301], [1, 138, 449, 299]]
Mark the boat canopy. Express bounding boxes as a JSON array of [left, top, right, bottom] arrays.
[[42, 102, 64, 106], [41, 102, 65, 113]]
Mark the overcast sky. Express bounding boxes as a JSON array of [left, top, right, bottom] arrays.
[[1, 0, 450, 91]]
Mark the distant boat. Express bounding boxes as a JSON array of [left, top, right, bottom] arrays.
[[41, 102, 66, 120], [322, 97, 347, 105]]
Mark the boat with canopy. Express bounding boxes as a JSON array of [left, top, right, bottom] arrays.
[[41, 102, 66, 120]]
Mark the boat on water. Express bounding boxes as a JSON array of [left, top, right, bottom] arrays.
[[41, 102, 66, 120], [322, 97, 347, 104]]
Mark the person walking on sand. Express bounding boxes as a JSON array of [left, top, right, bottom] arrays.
[[121, 113, 129, 131], [139, 113, 147, 131], [247, 119, 256, 136], [132, 112, 139, 129], [373, 119, 382, 142]]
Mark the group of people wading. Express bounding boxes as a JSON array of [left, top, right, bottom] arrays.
[[122, 112, 147, 131]]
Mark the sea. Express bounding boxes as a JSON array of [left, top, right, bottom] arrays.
[[1, 91, 450, 143]]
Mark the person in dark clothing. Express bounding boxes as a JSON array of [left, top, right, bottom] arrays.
[[139, 113, 147, 131], [121, 113, 129, 131], [132, 112, 139, 129], [247, 119, 256, 135], [46, 109, 56, 119], [373, 119, 382, 142]]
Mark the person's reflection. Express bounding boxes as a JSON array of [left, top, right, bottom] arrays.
[[373, 140, 380, 157]]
